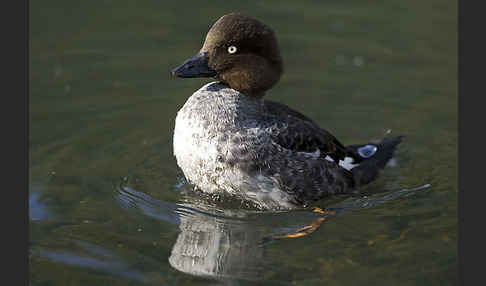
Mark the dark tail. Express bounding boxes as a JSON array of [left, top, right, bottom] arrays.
[[346, 136, 404, 186]]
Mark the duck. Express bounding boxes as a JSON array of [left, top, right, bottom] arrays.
[[171, 13, 403, 210]]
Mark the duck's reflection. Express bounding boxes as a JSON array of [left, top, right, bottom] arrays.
[[117, 186, 328, 281], [168, 204, 266, 280]]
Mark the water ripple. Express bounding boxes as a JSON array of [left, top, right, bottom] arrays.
[[29, 190, 50, 221], [112, 182, 431, 282]]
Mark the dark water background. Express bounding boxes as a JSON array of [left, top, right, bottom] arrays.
[[29, 0, 457, 285]]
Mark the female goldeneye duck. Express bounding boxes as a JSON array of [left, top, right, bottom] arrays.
[[171, 13, 403, 210]]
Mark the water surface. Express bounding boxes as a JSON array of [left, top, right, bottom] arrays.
[[30, 1, 457, 285]]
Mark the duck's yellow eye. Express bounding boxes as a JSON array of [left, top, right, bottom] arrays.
[[227, 46, 237, 54]]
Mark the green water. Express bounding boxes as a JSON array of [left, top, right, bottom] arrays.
[[29, 0, 457, 285]]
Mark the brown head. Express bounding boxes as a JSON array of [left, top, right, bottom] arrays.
[[171, 13, 283, 97]]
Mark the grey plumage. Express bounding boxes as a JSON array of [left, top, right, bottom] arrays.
[[174, 82, 357, 209]]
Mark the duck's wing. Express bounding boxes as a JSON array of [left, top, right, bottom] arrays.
[[263, 100, 348, 163]]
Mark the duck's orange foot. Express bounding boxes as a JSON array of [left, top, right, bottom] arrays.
[[273, 217, 326, 239], [272, 208, 337, 239], [312, 207, 336, 215]]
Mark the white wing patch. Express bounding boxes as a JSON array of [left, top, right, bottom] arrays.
[[339, 157, 359, 170], [325, 155, 359, 170]]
